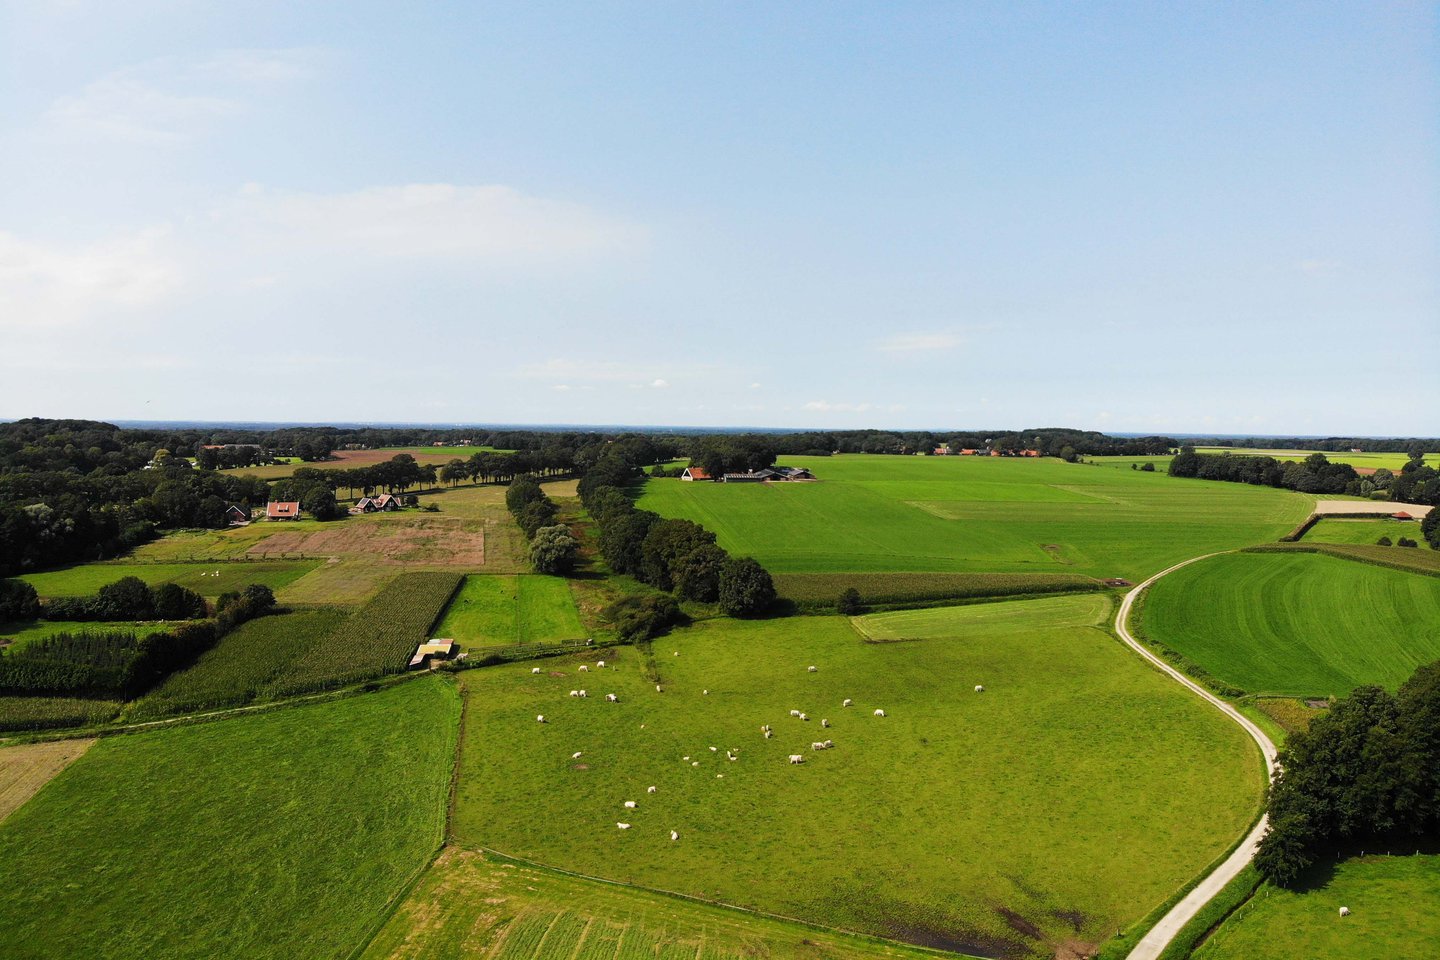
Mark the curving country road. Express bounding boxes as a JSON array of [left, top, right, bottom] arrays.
[[1115, 554, 1279, 960]]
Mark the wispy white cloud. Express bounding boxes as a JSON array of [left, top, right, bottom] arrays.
[[875, 331, 965, 354], [803, 399, 906, 414], [651, 379, 669, 389], [0, 227, 182, 325]]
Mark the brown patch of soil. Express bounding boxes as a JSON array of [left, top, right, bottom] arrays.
[[0, 739, 94, 822], [248, 516, 485, 566], [572, 763, 589, 770], [996, 906, 1045, 941], [1054, 940, 1098, 960]]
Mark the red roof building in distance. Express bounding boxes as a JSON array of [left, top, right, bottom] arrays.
[[1392, 512, 1414, 520], [681, 466, 713, 481], [266, 501, 301, 520]]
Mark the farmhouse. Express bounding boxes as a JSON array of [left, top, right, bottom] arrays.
[[772, 466, 815, 480], [373, 493, 402, 511], [266, 501, 302, 521], [408, 639, 458, 669], [681, 466, 713, 481], [353, 497, 378, 513], [723, 470, 778, 483], [225, 504, 250, 524]]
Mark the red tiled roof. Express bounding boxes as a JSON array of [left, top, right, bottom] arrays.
[[1392, 512, 1413, 520], [266, 501, 300, 518], [684, 466, 712, 479]]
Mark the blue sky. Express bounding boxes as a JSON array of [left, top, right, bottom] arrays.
[[1, 1, 1435, 434]]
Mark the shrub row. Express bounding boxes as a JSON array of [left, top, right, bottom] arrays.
[[40, 576, 206, 623], [505, 475, 579, 575]]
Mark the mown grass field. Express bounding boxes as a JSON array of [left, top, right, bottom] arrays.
[[18, 560, 319, 598], [451, 594, 1262, 959], [1193, 854, 1440, 960], [636, 455, 1308, 582], [1303, 517, 1423, 545], [0, 618, 173, 653], [0, 739, 92, 822], [1142, 552, 1440, 698], [0, 677, 458, 960], [773, 571, 1101, 607], [434, 575, 587, 645], [1192, 447, 1438, 471], [364, 847, 951, 960]]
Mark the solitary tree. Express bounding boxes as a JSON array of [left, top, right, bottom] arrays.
[[530, 524, 579, 575], [718, 556, 776, 617]]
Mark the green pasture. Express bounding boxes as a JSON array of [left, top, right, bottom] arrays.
[[636, 455, 1309, 582], [434, 575, 586, 646], [0, 677, 458, 959], [364, 848, 950, 960], [1192, 447, 1437, 471], [451, 594, 1262, 959], [1194, 855, 1440, 960], [19, 560, 319, 599], [0, 619, 173, 653], [1141, 552, 1440, 698], [1303, 517, 1424, 545]]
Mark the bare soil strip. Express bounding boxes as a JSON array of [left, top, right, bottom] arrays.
[[1312, 500, 1431, 517], [0, 738, 94, 822]]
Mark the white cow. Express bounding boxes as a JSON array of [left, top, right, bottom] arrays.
[[647, 785, 657, 793], [789, 710, 801, 717], [798, 713, 809, 721], [1339, 907, 1350, 917], [763, 730, 773, 739], [691, 761, 700, 767], [605, 694, 618, 702], [569, 690, 579, 697], [572, 751, 583, 759], [874, 708, 886, 717], [670, 830, 679, 841], [843, 698, 853, 707], [788, 754, 805, 764], [578, 690, 587, 698], [597, 660, 606, 668], [578, 665, 588, 672], [703, 689, 709, 695], [820, 718, 830, 728], [823, 739, 833, 748], [656, 684, 663, 693], [709, 746, 718, 752], [623, 800, 637, 809], [531, 667, 541, 674], [811, 742, 826, 751], [536, 715, 546, 723], [616, 822, 631, 830], [808, 665, 818, 673], [974, 685, 985, 693]]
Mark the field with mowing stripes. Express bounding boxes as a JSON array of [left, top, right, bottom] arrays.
[[637, 455, 1308, 582], [18, 561, 319, 598], [451, 594, 1262, 959], [1142, 552, 1440, 698], [0, 677, 458, 960], [363, 847, 945, 960], [0, 740, 93, 822], [1303, 517, 1420, 545], [434, 575, 587, 646]]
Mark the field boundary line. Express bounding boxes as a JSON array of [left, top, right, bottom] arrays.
[[1114, 553, 1279, 960], [453, 841, 976, 959]]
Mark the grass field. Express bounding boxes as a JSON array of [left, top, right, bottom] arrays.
[[1142, 552, 1440, 698], [0, 618, 174, 653], [451, 594, 1262, 958], [218, 445, 513, 479], [1192, 447, 1438, 471], [1193, 855, 1440, 960], [1303, 517, 1424, 545], [129, 608, 349, 718], [434, 575, 587, 646], [636, 455, 1309, 582], [364, 847, 951, 960], [773, 571, 1102, 607], [18, 560, 320, 599], [0, 739, 92, 822], [0, 696, 120, 733], [0, 677, 459, 960]]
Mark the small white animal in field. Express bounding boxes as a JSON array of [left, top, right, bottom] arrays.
[[820, 718, 830, 728], [798, 713, 808, 721], [709, 746, 718, 752], [578, 690, 587, 698], [808, 665, 817, 673], [656, 684, 663, 693], [788, 754, 805, 764], [536, 715, 546, 723], [811, 742, 825, 751], [843, 698, 853, 707], [683, 756, 690, 761], [974, 685, 985, 693], [760, 724, 771, 733], [703, 689, 709, 695], [726, 750, 737, 761], [623, 800, 637, 809], [789, 710, 801, 717], [578, 665, 588, 672], [670, 830, 679, 841], [531, 667, 541, 674], [597, 660, 606, 668], [1339, 906, 1350, 917], [616, 822, 630, 830], [605, 693, 618, 702], [691, 761, 700, 767], [647, 785, 657, 793], [716, 773, 723, 778], [823, 739, 833, 748], [572, 751, 583, 759], [763, 729, 773, 739], [569, 690, 579, 697], [874, 708, 886, 717], [673, 651, 679, 656]]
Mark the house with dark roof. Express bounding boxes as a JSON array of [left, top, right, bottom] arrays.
[[225, 504, 250, 524]]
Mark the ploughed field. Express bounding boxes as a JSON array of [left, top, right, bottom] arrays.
[[636, 455, 1309, 583], [0, 678, 458, 960], [451, 594, 1263, 959], [1141, 552, 1440, 698]]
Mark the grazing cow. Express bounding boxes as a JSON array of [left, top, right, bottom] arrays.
[[597, 660, 606, 668], [670, 830, 679, 841], [726, 751, 737, 761], [843, 698, 853, 707], [531, 667, 541, 674], [623, 800, 637, 809], [572, 751, 583, 759], [578, 665, 588, 672], [798, 713, 809, 721], [536, 715, 546, 723], [709, 746, 718, 752], [656, 684, 663, 693], [823, 739, 833, 748], [569, 690, 579, 697], [1339, 906, 1350, 917], [764, 730, 773, 739], [808, 665, 817, 673], [673, 651, 679, 656], [974, 685, 985, 693], [647, 785, 657, 793], [692, 761, 700, 767], [788, 755, 805, 764], [820, 718, 830, 728], [716, 773, 724, 778], [874, 708, 886, 717], [760, 724, 771, 733], [789, 710, 801, 717], [617, 822, 631, 830], [683, 756, 690, 761], [811, 742, 825, 751], [605, 694, 618, 702], [578, 690, 587, 698], [703, 689, 709, 695]]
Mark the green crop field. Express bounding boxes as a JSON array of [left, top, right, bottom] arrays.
[[636, 455, 1309, 582], [364, 847, 949, 960], [0, 696, 120, 733], [130, 608, 349, 718], [451, 594, 1262, 959], [1303, 517, 1424, 545], [1194, 854, 1440, 960], [18, 560, 319, 599], [0, 677, 459, 960], [1141, 552, 1440, 698], [1192, 447, 1438, 471], [0, 619, 173, 653], [434, 575, 586, 646]]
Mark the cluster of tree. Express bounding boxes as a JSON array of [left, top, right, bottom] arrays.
[[0, 578, 41, 622], [579, 451, 776, 623], [1422, 512, 1440, 551], [1255, 661, 1440, 886], [684, 436, 778, 477], [0, 583, 275, 699], [696, 428, 1177, 458], [1169, 448, 1361, 495], [1198, 438, 1438, 456], [43, 576, 207, 622], [505, 475, 579, 575]]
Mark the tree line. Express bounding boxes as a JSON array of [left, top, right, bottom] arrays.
[[504, 476, 579, 575], [1255, 660, 1440, 886]]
